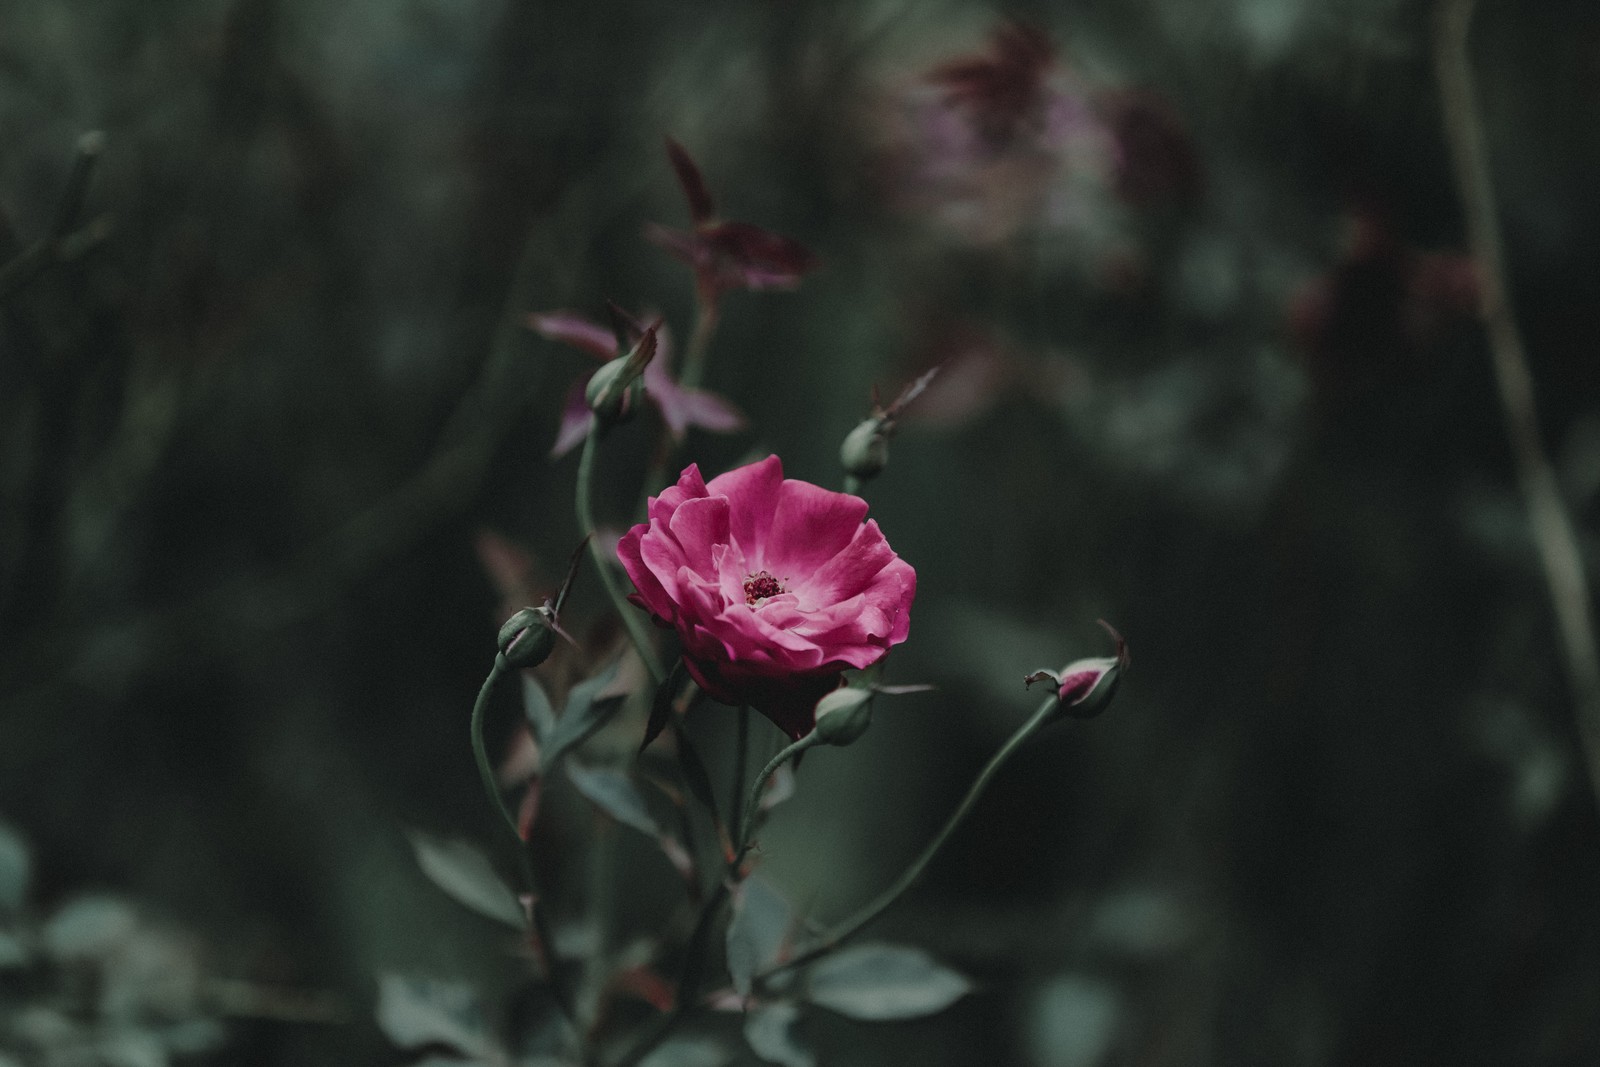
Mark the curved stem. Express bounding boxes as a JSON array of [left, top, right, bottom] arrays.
[[735, 733, 819, 867], [1434, 0, 1600, 811], [471, 655, 580, 1030], [577, 428, 667, 685], [758, 695, 1059, 982], [471, 654, 521, 840]]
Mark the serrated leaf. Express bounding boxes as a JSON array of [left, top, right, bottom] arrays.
[[408, 832, 524, 929], [742, 1001, 813, 1067], [375, 974, 495, 1057], [803, 943, 972, 1020], [543, 661, 627, 769], [566, 764, 659, 836], [0, 821, 29, 913], [726, 876, 792, 998], [523, 675, 557, 743]]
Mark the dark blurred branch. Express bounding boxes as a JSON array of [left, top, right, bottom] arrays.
[[1434, 0, 1600, 809], [0, 203, 562, 720], [0, 131, 113, 303]]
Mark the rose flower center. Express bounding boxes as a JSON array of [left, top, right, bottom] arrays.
[[743, 570, 784, 605]]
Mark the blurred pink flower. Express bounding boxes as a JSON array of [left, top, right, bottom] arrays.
[[617, 456, 916, 739], [528, 307, 746, 458], [1289, 212, 1479, 406], [646, 139, 819, 307]]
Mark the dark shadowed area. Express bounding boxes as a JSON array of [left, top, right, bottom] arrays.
[[3, 0, 1599, 1064]]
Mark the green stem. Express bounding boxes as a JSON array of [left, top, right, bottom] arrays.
[[634, 299, 723, 519], [577, 428, 666, 685], [470, 655, 581, 1030], [757, 695, 1059, 982], [735, 733, 819, 867], [471, 654, 521, 841], [842, 473, 864, 497], [727, 706, 749, 865], [677, 297, 719, 392]]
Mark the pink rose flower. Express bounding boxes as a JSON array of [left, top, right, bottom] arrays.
[[617, 456, 916, 739]]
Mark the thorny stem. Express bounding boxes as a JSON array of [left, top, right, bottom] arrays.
[[1434, 0, 1600, 811], [577, 428, 667, 685], [756, 695, 1060, 983]]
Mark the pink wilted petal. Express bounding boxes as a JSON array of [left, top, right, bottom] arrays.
[[702, 221, 819, 289], [528, 310, 618, 360], [616, 456, 915, 739], [675, 388, 746, 433], [666, 138, 717, 225], [550, 378, 595, 459], [644, 223, 706, 267]]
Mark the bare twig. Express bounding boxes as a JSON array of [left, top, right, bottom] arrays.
[[1434, 0, 1600, 808], [0, 131, 113, 303]]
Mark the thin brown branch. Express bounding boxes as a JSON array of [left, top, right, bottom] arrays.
[[1434, 0, 1600, 808]]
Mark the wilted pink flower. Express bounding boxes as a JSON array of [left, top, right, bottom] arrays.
[[529, 307, 745, 458], [646, 139, 819, 308], [617, 456, 916, 739]]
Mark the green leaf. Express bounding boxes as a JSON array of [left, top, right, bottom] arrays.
[[743, 1001, 813, 1067], [375, 973, 496, 1057], [566, 764, 659, 836], [802, 943, 972, 1021], [726, 875, 791, 998], [542, 660, 627, 769], [639, 1036, 730, 1067], [407, 832, 524, 929], [522, 674, 557, 743], [0, 821, 30, 913], [42, 895, 137, 960], [671, 723, 719, 817], [639, 662, 685, 754]]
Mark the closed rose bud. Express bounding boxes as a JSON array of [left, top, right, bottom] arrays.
[[1024, 621, 1129, 721], [586, 326, 659, 426], [813, 686, 874, 746], [840, 416, 891, 480], [498, 605, 558, 669]]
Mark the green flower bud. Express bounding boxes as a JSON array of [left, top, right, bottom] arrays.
[[586, 325, 658, 426], [1024, 621, 1129, 721], [812, 686, 874, 746], [840, 416, 891, 481], [498, 605, 558, 669]]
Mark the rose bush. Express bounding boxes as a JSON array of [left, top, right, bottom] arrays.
[[617, 455, 916, 738]]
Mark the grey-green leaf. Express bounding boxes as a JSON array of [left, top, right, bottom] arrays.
[[638, 1035, 729, 1067], [566, 764, 659, 836], [542, 661, 627, 769], [803, 943, 972, 1021], [726, 875, 792, 998], [743, 1002, 813, 1067], [523, 674, 557, 743], [408, 832, 524, 929], [0, 820, 30, 913], [375, 973, 495, 1057]]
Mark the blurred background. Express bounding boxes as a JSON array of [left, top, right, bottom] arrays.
[[3, 0, 1600, 1063]]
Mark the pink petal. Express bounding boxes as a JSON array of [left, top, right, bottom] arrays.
[[666, 495, 731, 575], [550, 379, 595, 458], [676, 389, 746, 433], [706, 455, 785, 563], [761, 479, 869, 575], [647, 464, 710, 528], [617, 525, 675, 623], [665, 138, 717, 225], [528, 311, 617, 360]]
